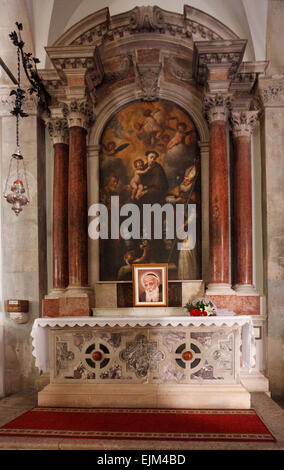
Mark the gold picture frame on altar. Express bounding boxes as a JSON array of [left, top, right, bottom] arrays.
[[132, 263, 168, 307]]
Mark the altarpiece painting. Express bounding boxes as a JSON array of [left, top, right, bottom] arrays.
[[99, 101, 201, 281]]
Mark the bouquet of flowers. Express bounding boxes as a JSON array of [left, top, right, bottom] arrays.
[[184, 298, 217, 317]]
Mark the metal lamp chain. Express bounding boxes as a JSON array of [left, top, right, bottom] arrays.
[[16, 46, 20, 149], [3, 23, 32, 214], [16, 42, 30, 201], [16, 46, 20, 181]]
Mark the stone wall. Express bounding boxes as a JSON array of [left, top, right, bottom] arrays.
[[259, 0, 284, 402], [0, 93, 47, 394], [260, 99, 284, 400], [0, 0, 48, 396]]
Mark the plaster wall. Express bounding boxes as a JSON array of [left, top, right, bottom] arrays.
[[0, 0, 34, 82], [266, 0, 284, 75]]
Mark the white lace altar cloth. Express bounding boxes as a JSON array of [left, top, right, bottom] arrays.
[[31, 315, 256, 373]]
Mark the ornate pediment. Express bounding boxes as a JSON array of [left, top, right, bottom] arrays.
[[53, 5, 239, 48]]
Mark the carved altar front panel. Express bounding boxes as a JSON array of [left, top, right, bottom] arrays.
[[50, 325, 239, 385]]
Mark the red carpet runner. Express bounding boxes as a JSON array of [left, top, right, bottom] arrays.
[[0, 407, 276, 442]]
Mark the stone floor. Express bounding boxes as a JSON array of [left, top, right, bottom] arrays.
[[0, 390, 283, 450]]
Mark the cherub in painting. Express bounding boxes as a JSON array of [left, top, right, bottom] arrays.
[[101, 141, 129, 156], [166, 119, 195, 150], [134, 108, 163, 146]]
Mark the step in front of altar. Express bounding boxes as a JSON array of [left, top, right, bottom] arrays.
[[38, 383, 250, 409]]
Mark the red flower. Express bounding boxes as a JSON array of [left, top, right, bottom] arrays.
[[190, 308, 195, 315]]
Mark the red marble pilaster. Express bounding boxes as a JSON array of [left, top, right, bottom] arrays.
[[68, 125, 88, 287], [53, 142, 69, 289], [43, 117, 69, 317], [231, 111, 258, 289], [205, 94, 231, 287]]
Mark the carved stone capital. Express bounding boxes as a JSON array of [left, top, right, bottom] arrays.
[[46, 117, 69, 145], [258, 77, 284, 107], [62, 99, 95, 130], [230, 110, 259, 138], [204, 92, 231, 123]]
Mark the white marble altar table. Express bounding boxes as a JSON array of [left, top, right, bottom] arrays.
[[31, 315, 256, 373]]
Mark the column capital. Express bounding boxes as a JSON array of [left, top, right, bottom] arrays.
[[258, 76, 284, 108], [46, 116, 69, 145], [62, 98, 95, 130], [204, 92, 232, 123], [87, 144, 101, 157], [230, 110, 259, 138]]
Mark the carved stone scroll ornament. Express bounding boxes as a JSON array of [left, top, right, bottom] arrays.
[[129, 6, 166, 32], [204, 93, 232, 123], [136, 63, 162, 101], [62, 99, 95, 130], [230, 110, 259, 138]]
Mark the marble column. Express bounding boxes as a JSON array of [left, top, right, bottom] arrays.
[[198, 141, 210, 284], [231, 110, 258, 293], [204, 93, 233, 294], [46, 118, 69, 293], [64, 100, 92, 291]]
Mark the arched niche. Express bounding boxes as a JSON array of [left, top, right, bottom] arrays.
[[89, 83, 209, 146], [87, 82, 210, 294]]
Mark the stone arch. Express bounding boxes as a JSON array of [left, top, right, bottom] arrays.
[[89, 82, 209, 146], [88, 81, 210, 285]]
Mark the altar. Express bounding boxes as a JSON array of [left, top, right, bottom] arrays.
[[32, 312, 255, 409], [35, 7, 268, 410]]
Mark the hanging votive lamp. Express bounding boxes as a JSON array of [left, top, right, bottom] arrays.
[[3, 23, 34, 216], [4, 147, 29, 216]]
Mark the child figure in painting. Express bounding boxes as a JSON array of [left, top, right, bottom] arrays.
[[166, 121, 195, 150], [130, 158, 152, 200]]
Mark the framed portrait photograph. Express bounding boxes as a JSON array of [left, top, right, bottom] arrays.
[[132, 264, 168, 307]]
